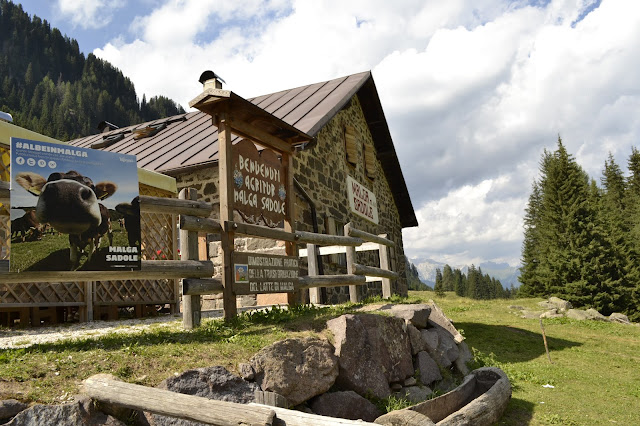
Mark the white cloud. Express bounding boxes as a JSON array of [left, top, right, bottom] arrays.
[[57, 0, 125, 29], [91, 0, 640, 267]]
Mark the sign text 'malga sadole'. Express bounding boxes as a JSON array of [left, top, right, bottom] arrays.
[[232, 139, 287, 227]]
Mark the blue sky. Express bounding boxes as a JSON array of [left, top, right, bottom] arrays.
[[12, 0, 640, 268]]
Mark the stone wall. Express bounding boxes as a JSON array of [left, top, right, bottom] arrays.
[[173, 93, 409, 305]]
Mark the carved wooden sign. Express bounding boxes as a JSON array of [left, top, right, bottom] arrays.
[[233, 252, 299, 295], [232, 139, 287, 227]]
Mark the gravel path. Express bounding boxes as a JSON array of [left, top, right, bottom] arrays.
[[0, 311, 230, 349]]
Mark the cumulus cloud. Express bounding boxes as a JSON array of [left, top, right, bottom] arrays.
[[91, 0, 640, 266], [57, 0, 125, 29]]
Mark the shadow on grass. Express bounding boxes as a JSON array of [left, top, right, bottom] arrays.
[[455, 322, 582, 364], [498, 397, 536, 426]]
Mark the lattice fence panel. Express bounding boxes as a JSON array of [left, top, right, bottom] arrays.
[[1, 144, 10, 260], [0, 281, 84, 305], [95, 183, 177, 306]]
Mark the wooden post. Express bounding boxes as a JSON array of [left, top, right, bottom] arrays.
[[283, 151, 300, 305], [217, 115, 238, 320], [85, 281, 93, 322], [378, 234, 392, 299], [172, 210, 179, 315], [180, 188, 201, 329], [307, 244, 321, 304], [344, 223, 359, 303]]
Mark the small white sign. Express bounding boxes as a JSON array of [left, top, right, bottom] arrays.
[[347, 175, 379, 224]]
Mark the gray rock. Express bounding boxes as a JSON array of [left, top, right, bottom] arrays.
[[549, 297, 572, 311], [508, 305, 525, 310], [390, 304, 431, 329], [538, 301, 556, 310], [427, 301, 464, 343], [7, 397, 123, 426], [609, 313, 631, 324], [0, 400, 28, 422], [566, 309, 590, 321], [390, 383, 403, 391], [396, 386, 432, 404], [250, 337, 338, 406], [146, 365, 259, 426], [403, 377, 417, 387], [424, 328, 459, 368], [540, 310, 564, 319], [415, 351, 442, 386], [327, 314, 414, 399], [585, 308, 607, 321], [420, 329, 439, 352], [238, 362, 255, 380], [310, 391, 382, 422], [521, 310, 544, 319], [407, 324, 428, 355], [454, 341, 473, 375]]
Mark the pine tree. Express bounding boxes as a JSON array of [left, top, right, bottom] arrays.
[[442, 265, 455, 292], [434, 268, 444, 297]]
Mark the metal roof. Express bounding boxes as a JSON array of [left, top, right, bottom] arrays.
[[68, 71, 418, 227]]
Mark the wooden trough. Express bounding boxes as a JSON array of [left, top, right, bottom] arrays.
[[375, 367, 511, 425]]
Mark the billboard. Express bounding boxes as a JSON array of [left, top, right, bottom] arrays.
[[10, 138, 140, 271]]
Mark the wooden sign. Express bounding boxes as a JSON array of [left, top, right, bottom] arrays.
[[347, 175, 379, 224], [232, 139, 287, 227], [233, 252, 299, 295]]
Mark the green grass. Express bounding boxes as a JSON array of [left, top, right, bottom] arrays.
[[10, 224, 129, 271], [1, 293, 638, 425]]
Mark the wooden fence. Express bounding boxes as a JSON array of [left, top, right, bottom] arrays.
[[1, 183, 398, 328]]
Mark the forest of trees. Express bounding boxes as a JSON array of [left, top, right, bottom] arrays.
[[519, 138, 640, 321], [434, 264, 514, 299], [405, 257, 432, 291], [0, 0, 185, 140]]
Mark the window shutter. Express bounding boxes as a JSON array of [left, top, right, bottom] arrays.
[[364, 144, 376, 179], [344, 126, 357, 165]]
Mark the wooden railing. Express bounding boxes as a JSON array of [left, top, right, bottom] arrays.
[[2, 187, 398, 328]]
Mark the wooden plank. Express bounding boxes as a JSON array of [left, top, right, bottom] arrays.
[[182, 278, 224, 296], [295, 231, 362, 247], [229, 221, 297, 242], [379, 242, 392, 299], [139, 195, 213, 217], [299, 274, 366, 289], [0, 260, 213, 283], [180, 188, 201, 329], [298, 242, 381, 257], [249, 403, 378, 426], [228, 117, 293, 154], [82, 375, 275, 426], [283, 151, 299, 306], [179, 215, 221, 233], [85, 281, 93, 322], [353, 263, 399, 280], [344, 223, 359, 303], [346, 226, 395, 248], [217, 116, 238, 320], [307, 244, 321, 304]]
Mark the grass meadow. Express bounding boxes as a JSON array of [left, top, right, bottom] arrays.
[[0, 292, 638, 424]]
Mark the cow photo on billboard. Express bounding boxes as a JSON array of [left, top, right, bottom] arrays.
[[10, 138, 141, 272]]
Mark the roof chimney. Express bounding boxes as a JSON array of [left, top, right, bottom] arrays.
[[97, 121, 119, 133], [199, 70, 226, 90]]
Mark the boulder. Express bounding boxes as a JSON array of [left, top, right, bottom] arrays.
[[390, 304, 431, 329], [548, 297, 572, 312], [396, 386, 432, 404], [250, 337, 338, 406], [310, 391, 382, 422], [146, 365, 260, 426], [327, 314, 414, 399], [238, 363, 255, 380], [424, 328, 459, 369], [540, 310, 564, 319], [407, 324, 428, 355], [6, 397, 123, 426], [0, 400, 28, 422], [508, 305, 525, 310], [414, 352, 442, 386], [609, 313, 631, 324], [585, 308, 607, 321], [454, 341, 473, 375], [426, 301, 464, 343], [538, 301, 556, 310], [566, 309, 590, 321], [420, 329, 439, 352]]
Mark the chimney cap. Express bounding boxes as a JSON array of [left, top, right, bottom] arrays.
[[97, 121, 119, 133], [199, 70, 226, 85]]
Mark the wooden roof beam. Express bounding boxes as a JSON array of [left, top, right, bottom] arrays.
[[227, 117, 293, 154]]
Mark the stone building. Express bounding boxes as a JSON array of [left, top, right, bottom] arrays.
[[69, 71, 417, 305]]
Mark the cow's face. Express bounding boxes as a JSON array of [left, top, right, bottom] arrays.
[[16, 171, 117, 235]]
